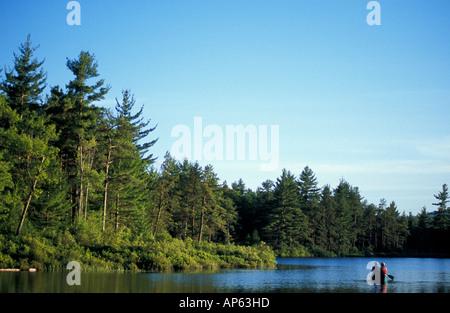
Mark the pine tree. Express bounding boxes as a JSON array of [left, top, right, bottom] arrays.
[[230, 179, 259, 244], [432, 184, 449, 231], [114, 90, 157, 163], [1, 35, 47, 117], [348, 186, 363, 251], [298, 166, 321, 211], [44, 51, 110, 222], [219, 183, 238, 244], [255, 180, 275, 245], [200, 165, 232, 243], [115, 91, 157, 229], [198, 165, 219, 242], [265, 169, 310, 252], [99, 90, 157, 231], [0, 37, 58, 235], [410, 207, 432, 253], [431, 184, 450, 254], [175, 160, 203, 239], [298, 166, 323, 249], [361, 203, 377, 253], [333, 180, 354, 254], [320, 185, 337, 252], [67, 51, 110, 221], [150, 153, 180, 236], [385, 202, 402, 250], [44, 86, 77, 167]]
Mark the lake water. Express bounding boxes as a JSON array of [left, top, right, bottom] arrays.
[[1, 258, 449, 293]]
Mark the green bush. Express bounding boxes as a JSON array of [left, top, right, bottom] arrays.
[[0, 252, 14, 268], [276, 243, 312, 258], [0, 222, 277, 272]]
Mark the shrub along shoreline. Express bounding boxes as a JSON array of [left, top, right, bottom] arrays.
[[0, 228, 277, 272]]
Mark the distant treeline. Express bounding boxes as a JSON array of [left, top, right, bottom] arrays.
[[0, 37, 449, 271], [229, 172, 450, 257]]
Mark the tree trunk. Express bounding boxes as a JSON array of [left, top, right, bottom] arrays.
[[115, 192, 120, 230], [153, 190, 164, 236], [17, 181, 37, 236], [183, 221, 188, 240], [102, 140, 112, 232], [84, 182, 89, 220], [78, 145, 84, 218], [198, 196, 206, 242], [198, 208, 204, 242], [17, 156, 46, 236]]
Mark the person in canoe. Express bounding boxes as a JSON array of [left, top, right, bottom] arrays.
[[380, 262, 388, 286]]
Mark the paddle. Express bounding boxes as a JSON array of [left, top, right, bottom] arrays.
[[371, 274, 394, 282]]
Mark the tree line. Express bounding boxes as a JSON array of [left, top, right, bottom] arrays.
[[0, 37, 448, 271], [230, 169, 449, 257]]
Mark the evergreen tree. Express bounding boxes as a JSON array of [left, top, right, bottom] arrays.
[[229, 178, 258, 244], [397, 211, 410, 251], [175, 160, 203, 239], [408, 207, 432, 253], [298, 166, 323, 249], [254, 180, 275, 245], [66, 51, 110, 220], [1, 35, 47, 117], [333, 180, 354, 254], [150, 153, 180, 236], [298, 166, 321, 211], [44, 51, 110, 222], [360, 203, 378, 253], [44, 85, 76, 165], [376, 200, 408, 252], [432, 184, 449, 231], [417, 207, 432, 232], [198, 165, 222, 242], [219, 183, 238, 244], [431, 184, 450, 254], [265, 169, 310, 253], [319, 185, 337, 252], [348, 186, 363, 251], [100, 90, 157, 231]]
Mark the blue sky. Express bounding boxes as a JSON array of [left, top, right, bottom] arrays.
[[1, 0, 449, 215]]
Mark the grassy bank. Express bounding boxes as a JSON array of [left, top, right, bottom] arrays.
[[0, 228, 277, 272]]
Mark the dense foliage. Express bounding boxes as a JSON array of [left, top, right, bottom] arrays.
[[0, 37, 449, 271]]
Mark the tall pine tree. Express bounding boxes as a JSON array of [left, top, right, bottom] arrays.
[[100, 90, 157, 231], [432, 184, 449, 231], [45, 51, 110, 222], [265, 169, 310, 254], [1, 35, 47, 117]]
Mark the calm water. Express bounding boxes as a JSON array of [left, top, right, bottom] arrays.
[[1, 258, 449, 293]]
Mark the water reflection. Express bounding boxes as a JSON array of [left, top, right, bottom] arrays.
[[1, 257, 449, 293], [276, 264, 316, 270]]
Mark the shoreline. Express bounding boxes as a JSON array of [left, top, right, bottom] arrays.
[[0, 268, 36, 272]]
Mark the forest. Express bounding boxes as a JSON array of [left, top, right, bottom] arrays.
[[0, 37, 449, 272]]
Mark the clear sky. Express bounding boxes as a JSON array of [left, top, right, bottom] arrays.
[[1, 0, 449, 215]]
